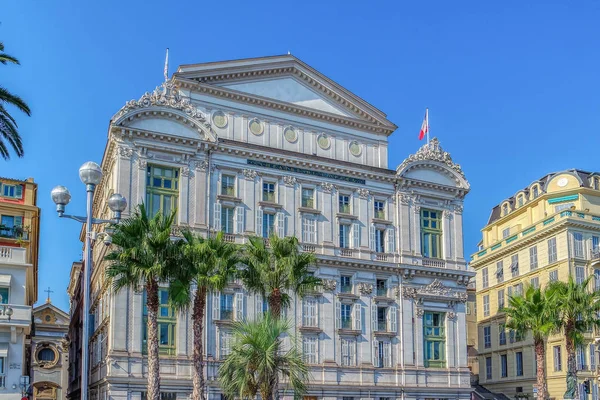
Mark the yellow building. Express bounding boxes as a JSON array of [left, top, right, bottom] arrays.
[[470, 169, 600, 399]]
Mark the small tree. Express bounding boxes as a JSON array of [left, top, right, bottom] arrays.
[[504, 285, 554, 400], [218, 313, 309, 400]]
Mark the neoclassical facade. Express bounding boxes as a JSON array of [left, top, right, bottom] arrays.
[[69, 55, 473, 400]]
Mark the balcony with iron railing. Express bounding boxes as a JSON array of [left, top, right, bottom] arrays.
[[0, 226, 28, 241]]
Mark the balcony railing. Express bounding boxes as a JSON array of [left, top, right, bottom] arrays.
[[221, 186, 235, 196], [220, 310, 233, 321], [340, 249, 353, 257], [301, 199, 314, 209], [376, 287, 387, 297], [262, 192, 275, 202], [339, 205, 350, 214], [0, 226, 28, 240], [0, 246, 26, 264], [301, 244, 316, 253], [340, 318, 352, 329], [422, 258, 446, 268], [375, 253, 388, 261], [376, 320, 387, 332], [374, 211, 385, 219], [223, 234, 236, 243], [592, 250, 600, 261]]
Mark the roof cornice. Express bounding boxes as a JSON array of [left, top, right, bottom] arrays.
[[175, 77, 396, 136]]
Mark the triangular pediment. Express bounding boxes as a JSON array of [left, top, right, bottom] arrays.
[[175, 55, 397, 132], [219, 77, 353, 117]]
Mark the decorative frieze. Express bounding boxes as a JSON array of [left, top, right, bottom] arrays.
[[282, 176, 297, 187], [321, 182, 335, 193], [356, 188, 370, 199], [242, 169, 259, 180], [195, 160, 209, 171], [117, 146, 134, 158], [402, 279, 468, 303], [397, 137, 467, 180], [322, 279, 337, 292], [358, 283, 373, 295]]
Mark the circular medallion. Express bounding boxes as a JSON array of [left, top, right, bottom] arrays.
[[283, 126, 297, 143], [349, 141, 362, 156], [212, 111, 228, 128], [317, 134, 330, 150], [249, 118, 263, 135], [557, 177, 568, 187]]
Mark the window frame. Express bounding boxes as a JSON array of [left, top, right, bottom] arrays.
[[484, 326, 491, 348], [262, 181, 276, 202], [515, 351, 524, 376], [146, 165, 179, 220], [420, 209, 443, 258], [529, 246, 538, 270], [554, 345, 562, 371], [548, 237, 557, 264], [483, 295, 490, 317], [500, 354, 508, 378], [301, 187, 315, 208], [142, 288, 176, 356], [338, 194, 351, 214], [373, 200, 385, 219], [423, 311, 446, 368]]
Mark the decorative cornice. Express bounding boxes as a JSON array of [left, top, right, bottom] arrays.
[[175, 77, 395, 135], [113, 80, 213, 133], [397, 138, 467, 181], [402, 279, 468, 303]]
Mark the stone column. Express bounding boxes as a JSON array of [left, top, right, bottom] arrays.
[[321, 184, 334, 245], [178, 165, 191, 225], [193, 160, 208, 228]]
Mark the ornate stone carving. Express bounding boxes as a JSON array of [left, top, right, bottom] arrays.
[[394, 286, 401, 298], [397, 137, 466, 180], [447, 311, 457, 320], [117, 146, 133, 158], [180, 167, 191, 177], [322, 279, 337, 292], [356, 188, 370, 199], [414, 205, 421, 213], [399, 194, 411, 205], [320, 182, 335, 193], [403, 279, 468, 303], [242, 169, 258, 180], [282, 176, 297, 186], [453, 204, 464, 214], [421, 279, 452, 296], [114, 80, 211, 131], [358, 283, 373, 295], [138, 158, 148, 170], [443, 209, 452, 219], [402, 287, 418, 299], [416, 308, 424, 317], [195, 160, 209, 171]]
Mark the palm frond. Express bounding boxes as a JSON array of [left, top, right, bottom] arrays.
[[0, 86, 31, 116]]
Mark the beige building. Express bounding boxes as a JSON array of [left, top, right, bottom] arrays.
[[470, 169, 600, 399], [67, 55, 474, 400]]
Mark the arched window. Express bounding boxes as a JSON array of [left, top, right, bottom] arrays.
[[502, 204, 509, 216], [517, 195, 524, 207], [38, 348, 56, 362], [532, 185, 539, 199]]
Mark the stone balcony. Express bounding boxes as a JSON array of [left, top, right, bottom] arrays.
[[0, 247, 26, 265]]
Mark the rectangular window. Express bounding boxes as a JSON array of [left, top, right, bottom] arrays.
[[146, 165, 179, 219], [373, 340, 391, 368], [301, 188, 315, 208], [339, 194, 350, 214], [142, 288, 176, 355], [220, 294, 234, 320], [510, 254, 519, 278], [576, 266, 585, 285], [499, 324, 506, 345], [502, 227, 510, 239], [516, 352, 523, 376], [532, 186, 539, 198], [302, 216, 317, 244], [341, 303, 353, 329], [421, 209, 442, 258], [341, 338, 356, 366], [484, 326, 491, 348], [548, 237, 557, 264], [340, 276, 352, 293], [423, 312, 445, 367], [221, 175, 235, 196], [0, 215, 24, 239], [303, 297, 318, 327], [573, 232, 584, 258], [595, 269, 600, 291], [496, 261, 504, 284], [376, 279, 387, 297], [483, 295, 490, 317], [530, 277, 539, 289], [220, 330, 233, 359], [530, 246, 538, 270], [549, 269, 558, 282], [593, 236, 600, 257], [339, 224, 350, 248], [262, 213, 275, 238], [501, 354, 508, 377], [482, 267, 489, 289], [0, 288, 8, 304], [375, 229, 385, 253], [262, 182, 275, 202], [577, 345, 586, 370], [486, 357, 492, 379], [302, 336, 318, 364], [591, 344, 596, 370], [1, 184, 22, 199], [513, 283, 523, 296], [376, 306, 387, 332], [374, 200, 385, 219], [221, 207, 235, 234], [517, 196, 524, 207], [498, 289, 505, 311]]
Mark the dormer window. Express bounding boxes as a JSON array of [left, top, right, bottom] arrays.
[[594, 178, 600, 191], [517, 195, 524, 207], [532, 186, 539, 199], [502, 204, 509, 216]]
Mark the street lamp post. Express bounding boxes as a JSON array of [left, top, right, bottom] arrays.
[[51, 162, 127, 400]]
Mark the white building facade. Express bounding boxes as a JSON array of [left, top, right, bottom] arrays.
[[82, 55, 473, 400]]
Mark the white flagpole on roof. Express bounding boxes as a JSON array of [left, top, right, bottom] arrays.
[[164, 48, 169, 82]]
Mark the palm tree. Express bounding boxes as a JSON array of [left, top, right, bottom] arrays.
[[0, 42, 31, 160], [169, 231, 240, 400], [504, 285, 554, 400], [546, 276, 600, 399], [105, 204, 179, 400], [239, 235, 320, 319], [218, 313, 309, 400]]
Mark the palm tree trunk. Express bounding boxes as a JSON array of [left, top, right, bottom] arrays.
[[146, 278, 161, 400], [192, 286, 207, 400], [564, 326, 578, 400], [534, 338, 548, 400], [268, 289, 282, 320]]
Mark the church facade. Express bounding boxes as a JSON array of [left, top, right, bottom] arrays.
[[69, 55, 473, 400]]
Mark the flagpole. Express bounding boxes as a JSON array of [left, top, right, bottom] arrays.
[[164, 48, 169, 82], [426, 108, 430, 144]]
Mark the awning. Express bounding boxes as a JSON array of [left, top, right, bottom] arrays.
[[0, 343, 9, 357], [0, 275, 10, 287]]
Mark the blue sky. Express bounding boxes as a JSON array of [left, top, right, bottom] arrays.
[[2, 0, 600, 311]]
